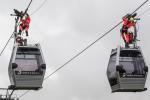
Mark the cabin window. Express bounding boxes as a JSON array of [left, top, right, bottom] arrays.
[[15, 54, 39, 71]]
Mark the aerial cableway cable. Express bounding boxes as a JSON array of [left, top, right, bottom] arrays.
[[138, 5, 150, 17], [18, 0, 149, 99], [24, 0, 33, 14], [0, 33, 13, 56], [31, 0, 48, 16]]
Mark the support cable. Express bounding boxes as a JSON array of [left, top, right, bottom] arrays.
[[0, 33, 13, 56], [131, 0, 149, 15], [8, 90, 15, 100], [31, 0, 47, 15], [44, 21, 122, 80], [138, 5, 150, 17], [24, 0, 33, 14]]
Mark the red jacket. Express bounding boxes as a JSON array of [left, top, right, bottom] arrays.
[[21, 15, 31, 25]]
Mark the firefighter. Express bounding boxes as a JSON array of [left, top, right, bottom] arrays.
[[120, 13, 137, 48], [18, 13, 31, 36]]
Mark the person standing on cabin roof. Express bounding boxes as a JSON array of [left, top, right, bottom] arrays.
[[18, 12, 31, 36], [120, 13, 138, 48]]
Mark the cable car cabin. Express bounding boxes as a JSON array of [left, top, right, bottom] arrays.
[[107, 46, 148, 92], [8, 44, 46, 90]]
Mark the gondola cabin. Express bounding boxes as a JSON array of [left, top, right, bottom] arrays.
[[8, 44, 46, 90], [107, 46, 148, 92]]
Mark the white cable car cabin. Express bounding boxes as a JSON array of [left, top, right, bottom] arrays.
[[8, 44, 46, 90], [107, 46, 148, 92]]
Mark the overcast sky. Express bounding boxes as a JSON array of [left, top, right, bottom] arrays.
[[0, 0, 150, 100]]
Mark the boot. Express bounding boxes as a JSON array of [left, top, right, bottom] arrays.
[[125, 43, 129, 48], [18, 30, 22, 35], [24, 39, 27, 46], [26, 31, 29, 36]]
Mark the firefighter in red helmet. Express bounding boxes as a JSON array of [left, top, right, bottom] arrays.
[[120, 13, 138, 48]]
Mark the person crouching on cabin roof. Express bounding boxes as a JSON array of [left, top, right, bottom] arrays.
[[18, 13, 31, 36], [16, 34, 27, 46], [120, 13, 137, 48], [16, 35, 24, 46]]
